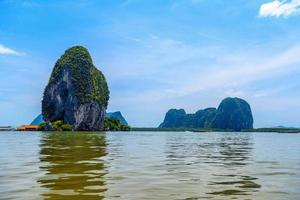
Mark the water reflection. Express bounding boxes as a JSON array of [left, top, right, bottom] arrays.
[[206, 133, 260, 197], [165, 132, 260, 198], [0, 131, 299, 199], [38, 132, 107, 200]]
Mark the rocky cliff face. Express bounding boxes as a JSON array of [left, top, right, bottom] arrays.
[[159, 97, 253, 131], [193, 108, 217, 128], [159, 108, 217, 129], [159, 109, 186, 128], [42, 46, 109, 131], [211, 97, 253, 131]]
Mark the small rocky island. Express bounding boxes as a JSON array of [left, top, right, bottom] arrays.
[[42, 46, 109, 131], [159, 97, 253, 131], [106, 111, 128, 125]]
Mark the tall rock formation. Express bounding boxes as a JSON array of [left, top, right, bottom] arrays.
[[193, 108, 217, 128], [159, 97, 253, 131], [159, 109, 186, 128], [42, 46, 109, 131], [159, 108, 217, 129], [211, 97, 253, 131]]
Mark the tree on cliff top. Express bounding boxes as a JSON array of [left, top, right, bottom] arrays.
[[42, 46, 110, 130], [44, 46, 109, 108]]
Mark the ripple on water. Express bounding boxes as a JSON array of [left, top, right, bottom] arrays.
[[0, 131, 299, 199]]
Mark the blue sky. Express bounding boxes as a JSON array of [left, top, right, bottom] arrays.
[[1, 0, 300, 127]]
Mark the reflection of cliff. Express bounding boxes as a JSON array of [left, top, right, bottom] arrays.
[[38, 132, 107, 199], [205, 133, 261, 196], [211, 133, 253, 166]]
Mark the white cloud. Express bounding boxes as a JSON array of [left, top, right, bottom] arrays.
[[128, 42, 300, 101], [0, 44, 23, 56], [109, 36, 300, 101], [259, 0, 300, 17], [116, 41, 300, 113], [175, 45, 300, 96]]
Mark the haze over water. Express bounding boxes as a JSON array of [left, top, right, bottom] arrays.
[[0, 131, 299, 200]]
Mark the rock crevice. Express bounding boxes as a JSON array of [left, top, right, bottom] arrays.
[[42, 46, 109, 131]]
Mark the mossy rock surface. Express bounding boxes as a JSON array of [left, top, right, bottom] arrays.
[[211, 97, 253, 131], [46, 46, 109, 107], [159, 97, 253, 131], [42, 46, 109, 131]]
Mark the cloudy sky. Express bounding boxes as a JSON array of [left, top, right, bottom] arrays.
[[1, 0, 300, 127]]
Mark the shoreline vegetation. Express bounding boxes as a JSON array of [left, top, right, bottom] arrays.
[[37, 117, 130, 132], [131, 127, 300, 133], [3, 126, 299, 133]]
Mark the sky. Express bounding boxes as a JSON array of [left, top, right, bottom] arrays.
[[1, 0, 300, 128]]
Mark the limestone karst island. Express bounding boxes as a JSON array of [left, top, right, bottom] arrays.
[[42, 46, 109, 131], [36, 46, 127, 132], [1, 1, 300, 199], [159, 97, 253, 131]]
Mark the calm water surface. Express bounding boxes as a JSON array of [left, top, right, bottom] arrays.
[[0, 131, 299, 200]]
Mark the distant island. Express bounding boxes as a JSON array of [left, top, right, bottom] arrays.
[[159, 97, 253, 131], [106, 111, 128, 126], [31, 114, 44, 126]]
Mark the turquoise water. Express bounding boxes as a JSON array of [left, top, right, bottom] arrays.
[[0, 131, 299, 199]]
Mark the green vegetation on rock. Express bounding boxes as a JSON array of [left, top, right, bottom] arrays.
[[42, 46, 109, 118], [159, 97, 253, 131], [211, 97, 253, 131], [159, 109, 186, 128], [52, 120, 72, 131], [159, 108, 216, 128], [106, 111, 128, 125], [42, 46, 110, 131], [39, 120, 72, 131], [104, 117, 130, 131], [38, 123, 46, 131]]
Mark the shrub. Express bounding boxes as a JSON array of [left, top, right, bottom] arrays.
[[43, 46, 109, 109], [52, 120, 63, 131], [51, 120, 73, 131], [61, 124, 72, 131], [104, 117, 130, 131], [38, 122, 46, 131]]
